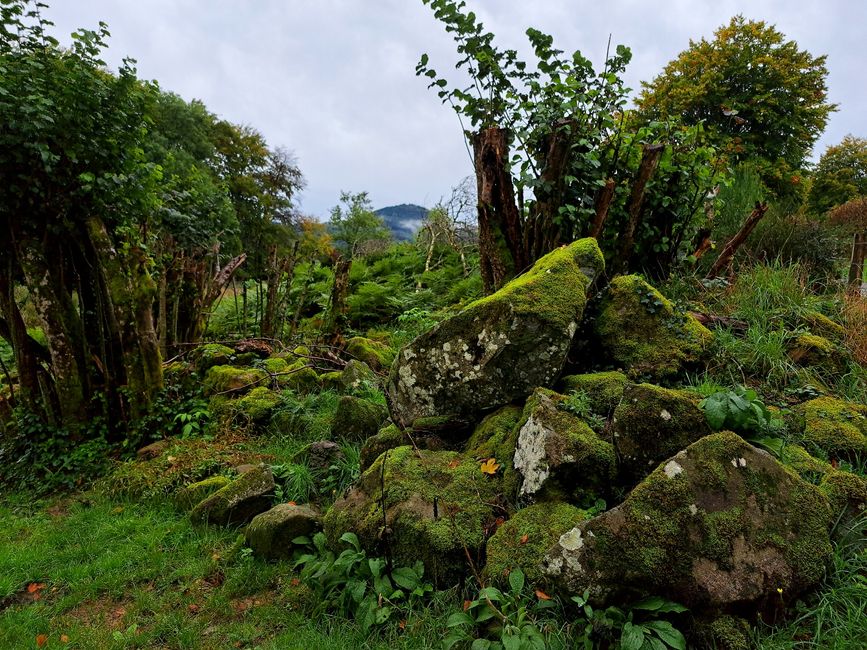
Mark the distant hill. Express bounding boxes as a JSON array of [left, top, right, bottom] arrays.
[[375, 204, 428, 242]]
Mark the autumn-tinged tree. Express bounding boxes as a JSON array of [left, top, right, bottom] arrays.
[[637, 15, 835, 196], [808, 136, 867, 215]]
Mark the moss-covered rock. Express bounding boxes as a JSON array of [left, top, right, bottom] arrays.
[[319, 371, 344, 392], [324, 446, 504, 585], [245, 503, 322, 560], [387, 239, 605, 428], [692, 615, 752, 650], [330, 396, 388, 442], [542, 432, 833, 613], [202, 365, 267, 397], [234, 387, 281, 424], [195, 344, 236, 373], [612, 383, 711, 485], [280, 359, 320, 393], [558, 371, 628, 416], [341, 360, 379, 390], [787, 333, 845, 373], [594, 275, 713, 380], [797, 396, 867, 457], [464, 405, 524, 500], [801, 310, 847, 342], [513, 389, 615, 503], [346, 337, 395, 372], [174, 475, 232, 511], [190, 465, 275, 526], [485, 503, 588, 584], [360, 424, 449, 473]]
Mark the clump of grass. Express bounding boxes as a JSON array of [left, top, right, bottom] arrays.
[[754, 517, 867, 649], [727, 261, 820, 324], [268, 390, 341, 442]]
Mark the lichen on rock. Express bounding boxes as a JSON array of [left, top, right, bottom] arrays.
[[542, 432, 833, 613], [485, 502, 588, 584], [386, 238, 605, 428], [612, 382, 711, 485], [512, 388, 615, 503]]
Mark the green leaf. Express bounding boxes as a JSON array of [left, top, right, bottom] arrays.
[[470, 639, 492, 650], [621, 622, 647, 650], [446, 612, 474, 628], [646, 620, 687, 650], [508, 569, 525, 594]]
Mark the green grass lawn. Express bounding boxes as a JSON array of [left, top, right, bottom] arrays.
[[0, 494, 452, 649]]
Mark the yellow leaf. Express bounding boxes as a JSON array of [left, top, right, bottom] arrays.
[[36, 635, 48, 647], [480, 458, 500, 475]]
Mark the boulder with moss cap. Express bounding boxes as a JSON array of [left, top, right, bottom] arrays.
[[331, 395, 388, 441], [558, 371, 628, 417], [190, 465, 275, 526], [513, 388, 616, 503], [323, 446, 504, 585], [346, 337, 396, 372], [245, 503, 322, 560], [485, 503, 589, 584], [593, 275, 712, 380], [387, 238, 605, 428], [542, 432, 833, 613]]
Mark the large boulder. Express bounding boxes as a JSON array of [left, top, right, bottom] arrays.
[[593, 275, 713, 380], [612, 383, 711, 485], [245, 503, 322, 560], [190, 465, 275, 526], [387, 239, 605, 428], [542, 432, 833, 613], [324, 446, 504, 585], [512, 389, 616, 503]]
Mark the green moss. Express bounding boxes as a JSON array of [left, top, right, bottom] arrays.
[[469, 238, 604, 333], [360, 424, 407, 472], [195, 344, 235, 373], [576, 432, 833, 599], [262, 357, 290, 375], [280, 359, 320, 392], [319, 371, 344, 392], [330, 396, 387, 441], [189, 465, 275, 526], [594, 275, 713, 380], [788, 333, 845, 372], [202, 365, 267, 397], [324, 446, 504, 584], [694, 616, 752, 650], [465, 405, 524, 499], [558, 371, 627, 415], [346, 337, 396, 372], [235, 387, 281, 424], [174, 475, 232, 511], [798, 396, 867, 457], [485, 503, 588, 583], [802, 310, 847, 342], [612, 382, 710, 484], [819, 471, 867, 521]]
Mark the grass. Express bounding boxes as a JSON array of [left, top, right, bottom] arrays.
[[0, 492, 456, 649]]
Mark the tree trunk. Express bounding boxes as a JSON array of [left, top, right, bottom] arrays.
[[616, 143, 665, 272], [524, 119, 575, 263], [590, 178, 616, 239], [706, 203, 770, 279], [473, 127, 524, 293]]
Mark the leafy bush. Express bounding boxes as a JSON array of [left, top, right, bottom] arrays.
[[294, 531, 434, 633]]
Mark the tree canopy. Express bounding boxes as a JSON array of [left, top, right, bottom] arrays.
[[808, 136, 867, 215], [637, 15, 835, 196]]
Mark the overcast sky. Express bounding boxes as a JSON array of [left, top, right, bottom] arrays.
[[49, 1, 866, 218]]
